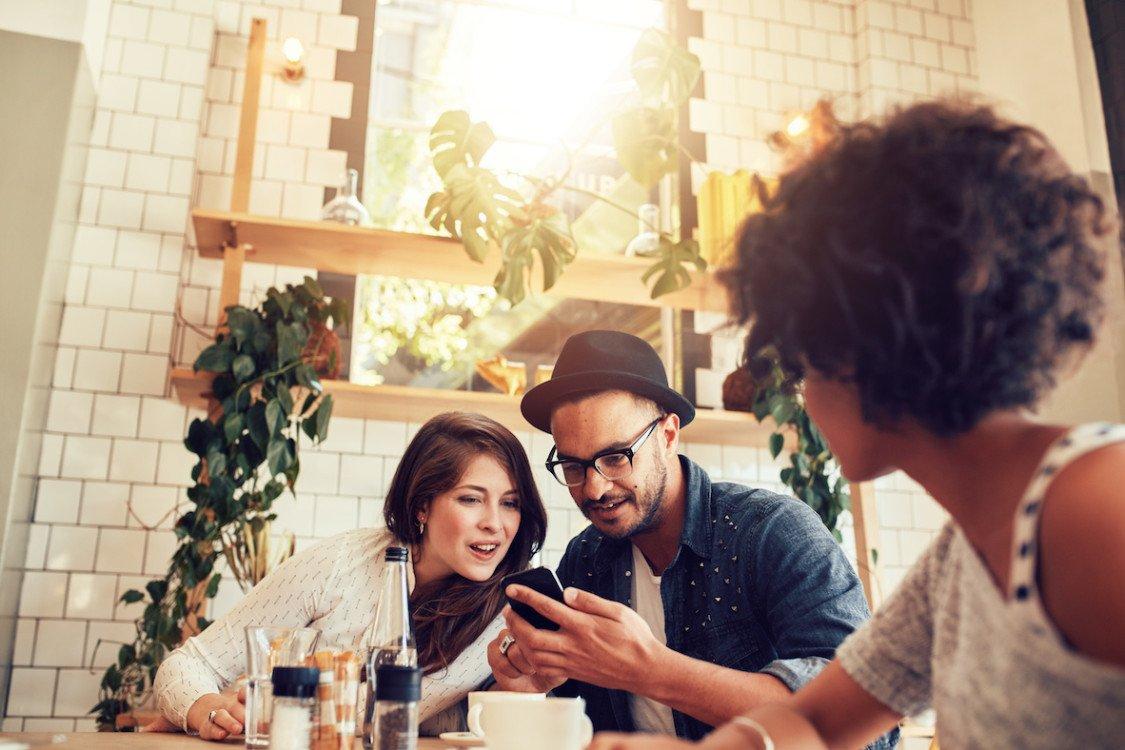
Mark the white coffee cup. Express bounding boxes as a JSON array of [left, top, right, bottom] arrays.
[[473, 696, 593, 750], [466, 691, 546, 738]]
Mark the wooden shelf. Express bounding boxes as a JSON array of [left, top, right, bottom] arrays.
[[169, 368, 775, 448], [191, 209, 729, 313]]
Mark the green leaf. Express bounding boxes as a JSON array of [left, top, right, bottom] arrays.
[[206, 449, 227, 478], [120, 589, 144, 604], [205, 572, 222, 598], [194, 343, 235, 373], [315, 394, 333, 442], [145, 579, 168, 603], [266, 398, 285, 436], [302, 275, 324, 299], [276, 383, 294, 415], [184, 418, 218, 457], [612, 106, 677, 188], [267, 436, 294, 476], [117, 644, 136, 669], [429, 110, 496, 179], [247, 402, 269, 451], [276, 321, 305, 365], [769, 432, 784, 459], [631, 28, 702, 105], [223, 412, 244, 444], [426, 163, 522, 263], [226, 307, 259, 348], [232, 354, 256, 383]]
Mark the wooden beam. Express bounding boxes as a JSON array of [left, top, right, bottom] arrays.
[[231, 17, 266, 213], [851, 481, 882, 610]]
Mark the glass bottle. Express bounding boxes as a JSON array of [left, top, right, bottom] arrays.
[[624, 203, 661, 257], [372, 664, 421, 750], [321, 168, 372, 226], [360, 546, 416, 749], [269, 666, 319, 750]]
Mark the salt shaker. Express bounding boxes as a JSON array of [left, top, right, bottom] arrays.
[[269, 666, 320, 750], [371, 664, 421, 750]]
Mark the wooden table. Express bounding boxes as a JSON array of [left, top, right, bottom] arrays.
[[1, 735, 454, 749]]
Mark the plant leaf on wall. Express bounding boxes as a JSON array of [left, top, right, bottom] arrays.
[[631, 28, 701, 106], [612, 106, 678, 188]]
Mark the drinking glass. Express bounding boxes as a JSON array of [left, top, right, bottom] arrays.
[[244, 625, 320, 748]]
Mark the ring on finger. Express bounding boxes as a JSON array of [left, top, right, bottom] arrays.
[[499, 633, 516, 656], [206, 709, 218, 726]]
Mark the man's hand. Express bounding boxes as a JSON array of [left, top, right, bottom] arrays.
[[487, 626, 567, 693], [502, 584, 667, 693], [185, 684, 247, 741]]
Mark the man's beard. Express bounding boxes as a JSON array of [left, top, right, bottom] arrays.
[[581, 456, 668, 539]]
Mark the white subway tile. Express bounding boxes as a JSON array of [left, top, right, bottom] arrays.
[[882, 31, 911, 62], [86, 267, 136, 309], [53, 668, 105, 717], [53, 348, 77, 389], [316, 416, 364, 454], [190, 15, 213, 50], [120, 40, 165, 78], [18, 572, 68, 618], [280, 8, 318, 40], [304, 149, 346, 186], [314, 495, 358, 537], [255, 108, 289, 145], [114, 575, 150, 622], [272, 494, 315, 536], [119, 352, 167, 396], [109, 4, 150, 38], [46, 390, 93, 435], [265, 144, 307, 182], [288, 111, 330, 148], [136, 79, 180, 119], [816, 59, 848, 91], [138, 398, 186, 440], [281, 183, 324, 220], [752, 0, 783, 22], [876, 490, 913, 528], [39, 435, 64, 477], [318, 13, 358, 51], [781, 0, 812, 25], [364, 420, 407, 456], [951, 18, 973, 47], [798, 27, 828, 58], [752, 49, 785, 81], [72, 225, 117, 266], [895, 5, 923, 35], [114, 230, 161, 271], [130, 485, 178, 530], [911, 494, 946, 530], [97, 189, 145, 230], [706, 133, 740, 166], [206, 102, 240, 139], [130, 270, 180, 313], [147, 313, 174, 354], [60, 436, 112, 480], [109, 113, 156, 151], [936, 0, 964, 17], [91, 393, 142, 437], [174, 0, 213, 14], [248, 179, 284, 216], [80, 482, 129, 526], [35, 480, 82, 526], [84, 148, 127, 188], [157, 236, 182, 272], [812, 3, 842, 32], [297, 451, 340, 494], [24, 524, 49, 568], [165, 47, 209, 85], [104, 310, 152, 352], [197, 173, 233, 210], [196, 136, 225, 174], [79, 189, 99, 224], [108, 439, 159, 484], [338, 454, 383, 497], [271, 77, 313, 112], [785, 55, 816, 86], [72, 349, 122, 392], [737, 77, 770, 108], [828, 34, 852, 64], [86, 621, 136, 667], [303, 0, 342, 12], [141, 194, 188, 234], [702, 11, 735, 44], [153, 120, 198, 159], [769, 79, 801, 111], [156, 439, 195, 485], [239, 5, 280, 37], [46, 526, 99, 571], [688, 97, 723, 134], [912, 37, 940, 68], [922, 11, 950, 42], [142, 529, 177, 575], [148, 8, 191, 46], [64, 265, 88, 305], [13, 619, 35, 665], [6, 669, 57, 716], [767, 22, 798, 53], [95, 528, 147, 574], [939, 44, 968, 74], [180, 85, 204, 121], [304, 44, 337, 80], [59, 308, 106, 348], [311, 80, 352, 118]]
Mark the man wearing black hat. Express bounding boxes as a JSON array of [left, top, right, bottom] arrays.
[[487, 330, 887, 745]]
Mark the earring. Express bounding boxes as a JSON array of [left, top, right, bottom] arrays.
[[418, 520, 425, 536]]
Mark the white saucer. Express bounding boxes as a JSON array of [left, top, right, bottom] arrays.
[[437, 731, 486, 747]]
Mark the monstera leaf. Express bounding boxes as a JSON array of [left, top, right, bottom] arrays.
[[429, 110, 496, 179], [494, 207, 576, 305], [641, 237, 707, 299], [425, 164, 524, 262], [631, 28, 701, 106], [612, 106, 678, 188]]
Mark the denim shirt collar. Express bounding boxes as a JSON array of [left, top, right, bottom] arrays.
[[589, 455, 713, 573]]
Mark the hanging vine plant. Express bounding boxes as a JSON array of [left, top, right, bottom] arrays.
[[91, 276, 348, 729], [424, 28, 706, 306]]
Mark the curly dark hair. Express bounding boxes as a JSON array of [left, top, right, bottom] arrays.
[[719, 99, 1114, 436]]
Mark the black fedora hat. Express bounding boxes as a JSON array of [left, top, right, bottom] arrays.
[[521, 330, 695, 433]]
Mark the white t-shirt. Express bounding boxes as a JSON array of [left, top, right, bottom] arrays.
[[629, 543, 677, 734]]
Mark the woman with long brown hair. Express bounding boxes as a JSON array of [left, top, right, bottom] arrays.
[[150, 411, 548, 741]]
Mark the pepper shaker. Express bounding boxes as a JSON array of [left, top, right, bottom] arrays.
[[371, 664, 421, 750], [270, 666, 320, 750]]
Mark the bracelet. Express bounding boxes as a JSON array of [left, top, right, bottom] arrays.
[[731, 716, 776, 750]]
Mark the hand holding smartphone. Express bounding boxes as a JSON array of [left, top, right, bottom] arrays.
[[501, 567, 567, 631]]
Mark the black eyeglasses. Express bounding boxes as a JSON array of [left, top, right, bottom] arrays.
[[545, 416, 665, 487]]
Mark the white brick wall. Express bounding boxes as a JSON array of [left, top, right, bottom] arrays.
[[4, 0, 979, 728]]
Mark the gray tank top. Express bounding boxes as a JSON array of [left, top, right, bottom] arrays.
[[836, 422, 1125, 748]]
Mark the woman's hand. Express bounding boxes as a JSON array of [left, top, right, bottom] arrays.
[[487, 625, 567, 693], [185, 685, 247, 741]]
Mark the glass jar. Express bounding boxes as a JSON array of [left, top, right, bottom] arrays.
[[370, 664, 421, 750], [322, 168, 372, 226], [269, 666, 319, 750], [624, 203, 661, 258]]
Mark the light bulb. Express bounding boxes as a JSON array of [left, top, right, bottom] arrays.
[[282, 37, 304, 64], [785, 113, 810, 138]]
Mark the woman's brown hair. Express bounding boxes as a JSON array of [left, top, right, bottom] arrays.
[[383, 411, 547, 675]]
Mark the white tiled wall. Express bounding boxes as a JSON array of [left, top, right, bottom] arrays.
[[4, 0, 973, 729]]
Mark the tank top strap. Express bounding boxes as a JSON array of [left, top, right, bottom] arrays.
[[1008, 422, 1125, 605]]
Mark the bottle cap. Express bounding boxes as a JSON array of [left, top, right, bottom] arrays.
[[375, 664, 421, 702], [271, 666, 320, 698], [385, 546, 408, 563]]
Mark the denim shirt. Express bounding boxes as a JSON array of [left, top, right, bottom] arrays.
[[554, 456, 893, 747]]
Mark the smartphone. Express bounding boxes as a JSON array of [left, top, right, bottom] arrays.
[[502, 566, 567, 631]]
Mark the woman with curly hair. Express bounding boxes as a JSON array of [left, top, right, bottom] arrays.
[[590, 100, 1125, 749]]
